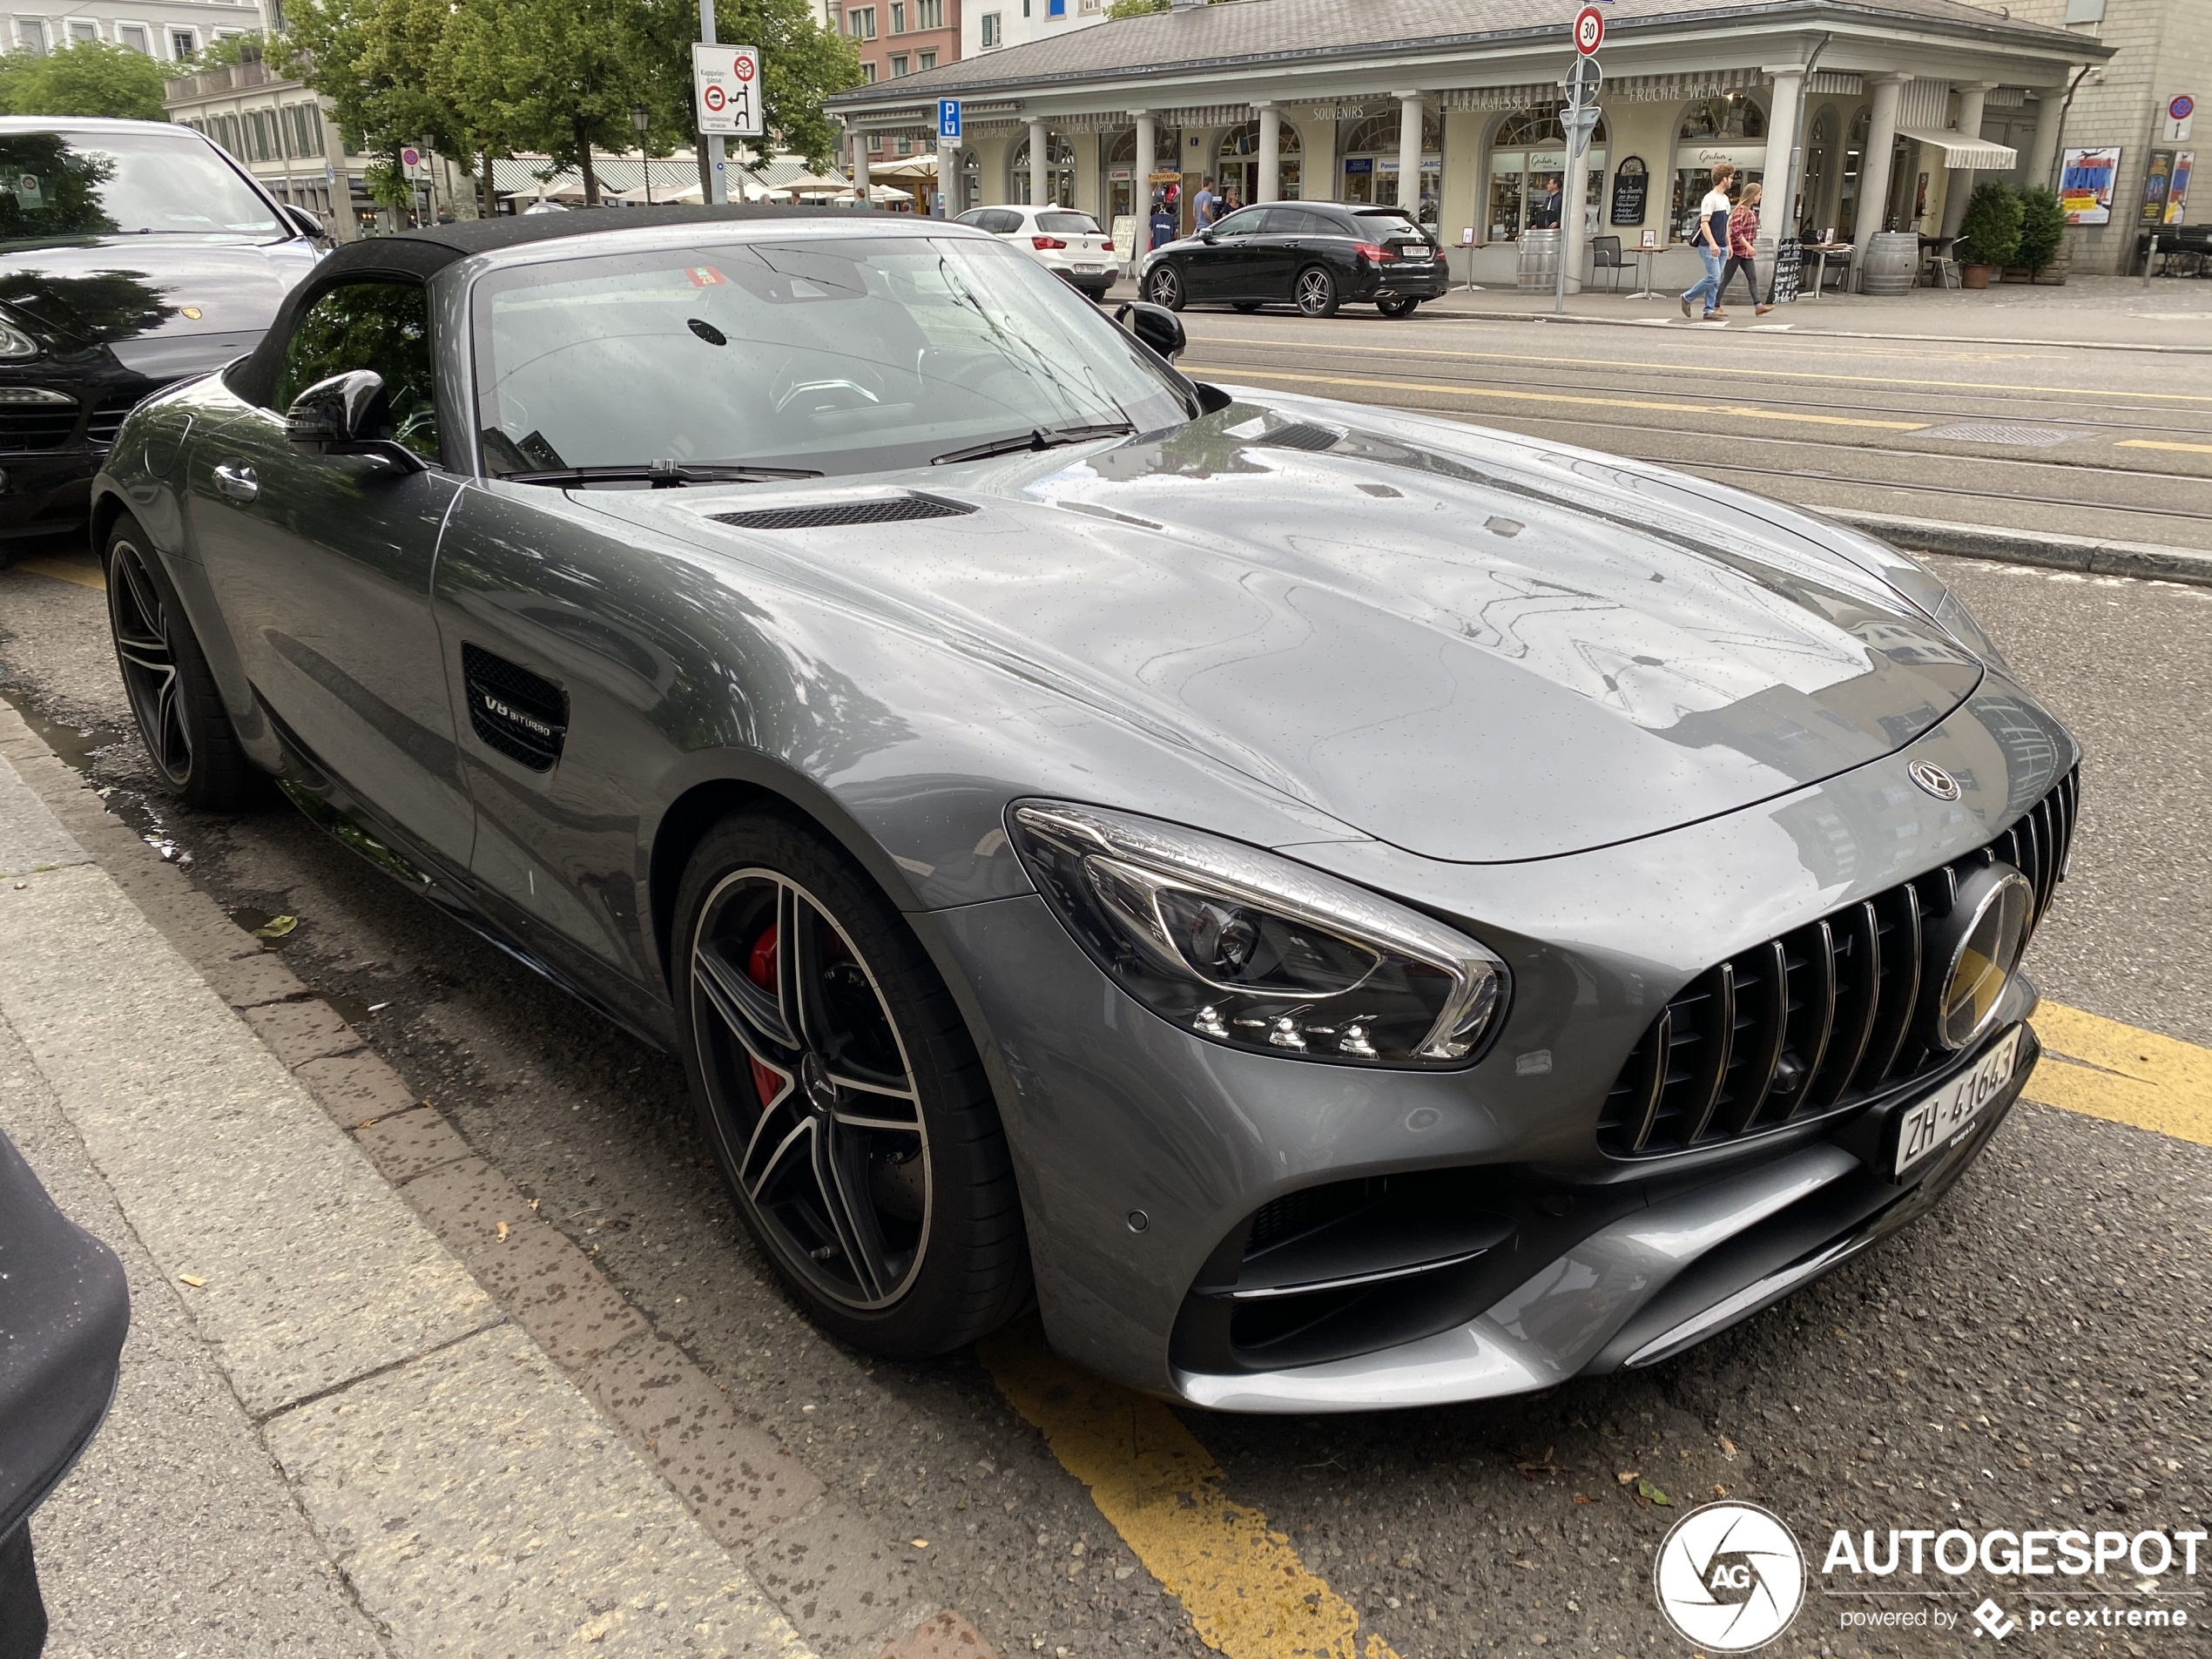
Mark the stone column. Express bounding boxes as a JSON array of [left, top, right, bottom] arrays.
[[1256, 103, 1280, 204], [2026, 84, 2065, 192], [1761, 65, 1805, 249], [1940, 81, 1993, 239], [1028, 118, 1049, 206], [1135, 111, 1156, 254], [937, 139, 955, 217], [1394, 90, 1425, 214], [851, 127, 867, 192], [1852, 73, 1907, 281]]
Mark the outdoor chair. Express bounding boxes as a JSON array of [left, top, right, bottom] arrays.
[[1588, 235, 1626, 294]]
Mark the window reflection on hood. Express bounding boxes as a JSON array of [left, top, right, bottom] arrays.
[[0, 130, 279, 242]]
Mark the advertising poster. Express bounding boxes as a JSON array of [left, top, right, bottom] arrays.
[[2167, 151, 2195, 223], [2141, 150, 2175, 225], [2060, 145, 2121, 224]]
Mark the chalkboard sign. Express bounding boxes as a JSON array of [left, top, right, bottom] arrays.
[[1608, 156, 1649, 226], [1769, 237, 1804, 305]]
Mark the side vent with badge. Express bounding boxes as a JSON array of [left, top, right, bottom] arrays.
[[462, 644, 567, 772]]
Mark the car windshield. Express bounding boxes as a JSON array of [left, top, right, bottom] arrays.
[[472, 233, 1192, 479], [0, 131, 280, 242], [1036, 212, 1101, 236]]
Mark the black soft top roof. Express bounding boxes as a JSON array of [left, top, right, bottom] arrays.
[[232, 204, 874, 408]]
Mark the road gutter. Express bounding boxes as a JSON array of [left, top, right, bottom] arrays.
[[1824, 509, 2212, 586], [0, 699, 990, 1659]]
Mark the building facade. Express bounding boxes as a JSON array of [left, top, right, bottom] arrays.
[[828, 0, 2116, 286], [10, 0, 261, 61], [165, 58, 384, 239], [1959, 0, 2209, 272], [962, 0, 1109, 66]]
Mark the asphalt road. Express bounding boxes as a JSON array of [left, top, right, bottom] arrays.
[[3, 529, 2208, 1656], [1169, 308, 2212, 552]]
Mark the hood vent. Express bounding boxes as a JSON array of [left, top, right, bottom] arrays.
[[1256, 422, 1343, 453], [710, 495, 974, 531]]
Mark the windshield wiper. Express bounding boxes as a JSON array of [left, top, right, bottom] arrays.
[[932, 421, 1134, 467], [505, 461, 824, 489]]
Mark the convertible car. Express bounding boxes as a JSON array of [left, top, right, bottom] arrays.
[[96, 207, 2077, 1411]]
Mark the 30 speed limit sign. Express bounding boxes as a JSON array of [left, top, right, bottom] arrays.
[[1573, 4, 1604, 55]]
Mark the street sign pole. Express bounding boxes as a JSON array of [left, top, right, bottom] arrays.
[[937, 99, 961, 219], [699, 0, 725, 204], [1555, 49, 1601, 315]]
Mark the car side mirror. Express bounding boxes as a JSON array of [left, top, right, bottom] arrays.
[[1114, 300, 1185, 361], [286, 369, 425, 470], [1199, 231, 1217, 244], [278, 203, 327, 242]]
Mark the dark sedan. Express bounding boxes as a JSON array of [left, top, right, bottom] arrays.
[[0, 118, 325, 556], [1139, 201, 1448, 317]]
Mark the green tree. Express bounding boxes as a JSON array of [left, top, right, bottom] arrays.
[[438, 0, 655, 206], [278, 0, 486, 215], [631, 0, 861, 176], [0, 42, 168, 120], [1957, 178, 2023, 269], [1104, 0, 1229, 17], [2016, 183, 2065, 271], [179, 30, 266, 72]]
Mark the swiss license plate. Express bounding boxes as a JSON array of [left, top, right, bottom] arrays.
[[1891, 1026, 2021, 1181], [1073, 263, 1103, 273]]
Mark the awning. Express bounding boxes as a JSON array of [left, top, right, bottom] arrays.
[[1898, 129, 2020, 170]]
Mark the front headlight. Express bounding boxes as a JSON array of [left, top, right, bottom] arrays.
[[0, 317, 40, 361], [1008, 800, 1508, 1068]]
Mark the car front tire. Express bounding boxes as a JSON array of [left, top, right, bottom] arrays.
[[1295, 265, 1341, 318], [104, 512, 262, 812], [1143, 266, 1184, 311], [673, 811, 1029, 1357]]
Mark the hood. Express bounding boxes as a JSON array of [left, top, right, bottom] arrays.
[[0, 237, 314, 376], [584, 402, 1983, 864]]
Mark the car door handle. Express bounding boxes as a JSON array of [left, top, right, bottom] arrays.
[[212, 460, 259, 502]]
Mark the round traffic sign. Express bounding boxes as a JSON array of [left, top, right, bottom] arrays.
[[2172, 93, 2195, 121], [703, 84, 727, 112], [400, 145, 421, 167], [1573, 4, 1604, 55], [734, 53, 756, 81]]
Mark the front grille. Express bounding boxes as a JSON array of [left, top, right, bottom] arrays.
[[0, 397, 80, 451], [1255, 421, 1343, 453], [87, 387, 164, 448], [1598, 767, 2079, 1158], [711, 495, 973, 530]]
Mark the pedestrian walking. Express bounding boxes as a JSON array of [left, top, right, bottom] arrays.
[[1680, 161, 1734, 320], [1717, 181, 1773, 317]]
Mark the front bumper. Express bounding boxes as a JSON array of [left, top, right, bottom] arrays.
[[0, 449, 99, 541]]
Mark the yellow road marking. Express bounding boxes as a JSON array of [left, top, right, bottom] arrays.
[[2026, 1001, 2212, 1149], [982, 1325, 1398, 1659], [1182, 361, 1929, 431], [2114, 438, 2212, 455], [13, 557, 105, 590], [1190, 334, 2212, 406]]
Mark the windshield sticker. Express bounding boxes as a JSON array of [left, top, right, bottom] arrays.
[[684, 266, 726, 287]]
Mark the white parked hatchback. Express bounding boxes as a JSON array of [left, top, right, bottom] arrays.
[[954, 204, 1116, 300]]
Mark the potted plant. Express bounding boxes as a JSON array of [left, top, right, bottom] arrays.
[[1955, 179, 2022, 289], [2014, 184, 2067, 285]]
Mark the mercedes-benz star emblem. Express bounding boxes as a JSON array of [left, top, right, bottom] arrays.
[[1908, 759, 1961, 801]]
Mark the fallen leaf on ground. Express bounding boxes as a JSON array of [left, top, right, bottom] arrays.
[[1720, 1436, 1738, 1460], [179, 1274, 206, 1287], [911, 1538, 929, 1548], [1713, 1484, 1730, 1498], [1615, 1469, 1640, 1486], [496, 1220, 509, 1240], [1637, 1479, 1673, 1507], [529, 1197, 541, 1212], [252, 914, 298, 939], [1572, 1494, 1594, 1504]]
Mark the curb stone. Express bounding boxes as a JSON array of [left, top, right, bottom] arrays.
[[1826, 509, 2212, 588], [0, 697, 993, 1659]]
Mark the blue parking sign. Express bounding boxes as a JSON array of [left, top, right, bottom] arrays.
[[939, 99, 961, 140]]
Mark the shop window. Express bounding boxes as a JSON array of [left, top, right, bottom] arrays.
[[1671, 94, 1767, 240], [1104, 125, 1180, 221], [1487, 105, 1606, 241], [1009, 131, 1076, 206], [1835, 104, 1870, 239], [1677, 95, 1766, 142], [1339, 111, 1440, 221], [1217, 118, 1301, 204]]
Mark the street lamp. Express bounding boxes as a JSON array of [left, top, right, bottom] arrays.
[[631, 105, 651, 205]]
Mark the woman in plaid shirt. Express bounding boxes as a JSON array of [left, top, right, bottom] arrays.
[[1717, 181, 1773, 318]]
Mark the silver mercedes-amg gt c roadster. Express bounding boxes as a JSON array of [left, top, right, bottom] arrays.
[[95, 207, 2077, 1411]]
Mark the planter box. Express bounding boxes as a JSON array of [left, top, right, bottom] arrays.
[[1961, 263, 1993, 289], [2000, 266, 2034, 283]]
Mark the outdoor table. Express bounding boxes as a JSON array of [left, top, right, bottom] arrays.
[[1803, 243, 1853, 298], [1625, 246, 1664, 300]]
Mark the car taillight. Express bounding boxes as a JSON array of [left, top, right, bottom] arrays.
[[1354, 241, 1393, 260], [1033, 235, 1067, 250], [1101, 239, 1114, 253]]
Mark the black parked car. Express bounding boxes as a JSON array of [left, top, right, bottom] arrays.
[[0, 118, 325, 558], [1139, 201, 1448, 318]]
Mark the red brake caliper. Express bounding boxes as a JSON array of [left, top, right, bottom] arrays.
[[745, 924, 785, 1106]]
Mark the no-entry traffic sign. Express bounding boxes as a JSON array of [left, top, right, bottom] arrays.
[[694, 44, 763, 138], [1573, 5, 1604, 56]]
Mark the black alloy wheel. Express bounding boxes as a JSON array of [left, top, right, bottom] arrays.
[[104, 515, 260, 811], [1143, 266, 1184, 311], [675, 814, 1028, 1354], [1295, 265, 1341, 318], [1377, 295, 1420, 318]]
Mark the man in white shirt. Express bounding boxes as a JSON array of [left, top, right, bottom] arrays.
[[1680, 162, 1735, 320]]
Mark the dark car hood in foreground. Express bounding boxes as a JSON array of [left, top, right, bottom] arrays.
[[0, 235, 314, 375], [590, 402, 1983, 864]]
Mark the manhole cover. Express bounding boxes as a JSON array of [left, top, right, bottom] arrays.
[[1925, 421, 2080, 447]]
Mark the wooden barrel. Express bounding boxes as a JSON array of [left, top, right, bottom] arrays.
[[1860, 231, 1919, 295], [1516, 229, 1561, 293]]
